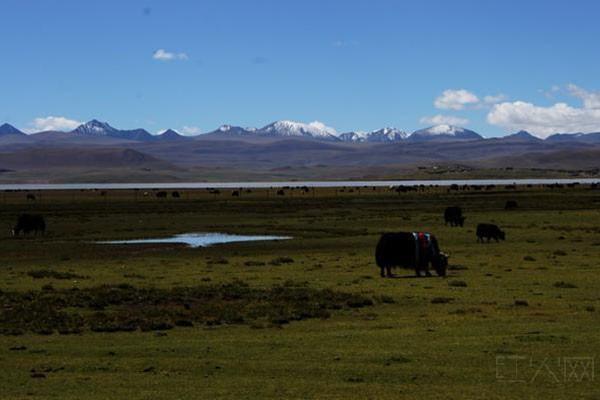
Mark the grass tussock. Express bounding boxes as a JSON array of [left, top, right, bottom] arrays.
[[0, 282, 373, 335], [553, 281, 578, 289], [27, 269, 86, 280]]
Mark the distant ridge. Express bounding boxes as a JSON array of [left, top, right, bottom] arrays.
[[157, 129, 190, 141], [409, 125, 483, 141], [4, 118, 600, 144], [0, 123, 25, 136], [546, 132, 600, 144], [1, 117, 600, 182]]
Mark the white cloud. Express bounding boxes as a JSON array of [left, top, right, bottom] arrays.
[[487, 101, 600, 138], [539, 85, 561, 99], [567, 84, 600, 109], [483, 94, 507, 105], [180, 126, 201, 136], [434, 89, 479, 110], [28, 116, 82, 132], [419, 114, 469, 126], [152, 49, 188, 61]]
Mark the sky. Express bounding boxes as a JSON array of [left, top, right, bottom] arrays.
[[1, 0, 600, 138]]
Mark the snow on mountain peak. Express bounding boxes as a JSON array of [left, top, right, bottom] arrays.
[[73, 119, 118, 135], [370, 127, 408, 140], [260, 120, 338, 138], [339, 127, 407, 142], [338, 131, 368, 142]]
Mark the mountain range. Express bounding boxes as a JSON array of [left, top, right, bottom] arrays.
[[1, 119, 599, 182], [2, 119, 599, 143]]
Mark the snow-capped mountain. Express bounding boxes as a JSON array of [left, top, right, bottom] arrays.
[[339, 127, 408, 142], [0, 123, 25, 136], [409, 125, 482, 141], [12, 119, 600, 145], [366, 127, 408, 142], [338, 131, 369, 142], [257, 120, 339, 140], [70, 120, 158, 141], [72, 120, 119, 136]]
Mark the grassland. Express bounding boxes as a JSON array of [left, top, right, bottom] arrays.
[[0, 185, 599, 399]]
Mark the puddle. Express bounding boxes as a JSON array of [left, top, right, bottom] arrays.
[[98, 232, 292, 248]]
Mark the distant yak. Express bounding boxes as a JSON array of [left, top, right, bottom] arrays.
[[156, 191, 168, 198], [12, 214, 46, 236], [375, 232, 448, 278], [444, 206, 465, 227], [476, 223, 505, 243]]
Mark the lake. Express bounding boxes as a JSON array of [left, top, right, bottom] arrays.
[[98, 232, 292, 248], [1, 178, 599, 191]]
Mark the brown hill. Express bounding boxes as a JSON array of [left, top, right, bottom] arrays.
[[0, 147, 178, 170]]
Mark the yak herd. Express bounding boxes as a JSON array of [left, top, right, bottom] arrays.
[[9, 190, 513, 281], [375, 205, 507, 278]]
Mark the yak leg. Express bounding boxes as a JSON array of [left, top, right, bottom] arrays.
[[380, 267, 386, 278], [386, 266, 393, 278], [415, 262, 425, 277]]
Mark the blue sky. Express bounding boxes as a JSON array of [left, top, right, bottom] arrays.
[[2, 0, 600, 138]]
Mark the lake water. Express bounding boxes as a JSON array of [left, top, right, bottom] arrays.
[[98, 232, 292, 248], [1, 178, 599, 190]]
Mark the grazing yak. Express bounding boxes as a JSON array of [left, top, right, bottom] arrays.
[[375, 232, 448, 278], [476, 223, 505, 242], [12, 214, 46, 236], [444, 206, 465, 227]]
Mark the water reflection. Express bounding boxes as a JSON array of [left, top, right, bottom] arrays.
[[99, 232, 292, 248]]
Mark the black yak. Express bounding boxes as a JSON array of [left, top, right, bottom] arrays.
[[171, 191, 181, 198], [476, 223, 505, 242], [444, 206, 465, 227], [375, 232, 448, 278], [12, 214, 46, 236], [156, 191, 167, 198]]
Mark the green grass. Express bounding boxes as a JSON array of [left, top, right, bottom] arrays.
[[0, 185, 599, 399]]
